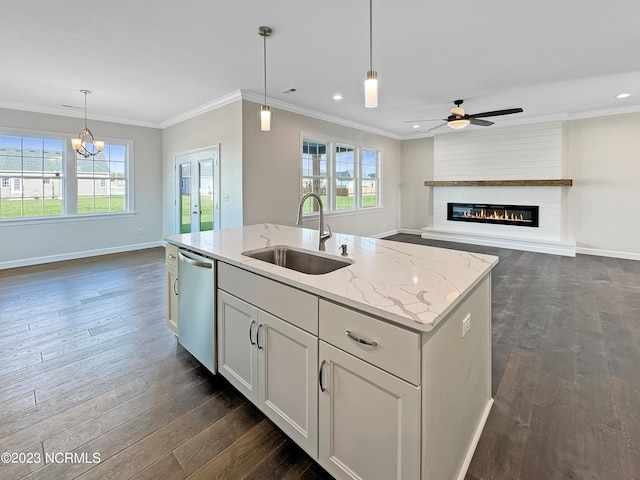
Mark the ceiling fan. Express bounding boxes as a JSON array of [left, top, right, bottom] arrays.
[[442, 99, 523, 130], [407, 100, 524, 132]]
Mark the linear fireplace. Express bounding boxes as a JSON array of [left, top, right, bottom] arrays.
[[448, 203, 539, 227]]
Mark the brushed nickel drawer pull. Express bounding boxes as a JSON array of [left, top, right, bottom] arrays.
[[345, 330, 378, 348]]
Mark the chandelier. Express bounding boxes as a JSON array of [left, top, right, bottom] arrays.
[[70, 89, 104, 157]]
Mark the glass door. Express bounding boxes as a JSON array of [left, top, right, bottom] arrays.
[[175, 146, 220, 234]]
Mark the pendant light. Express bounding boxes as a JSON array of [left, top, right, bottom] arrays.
[[364, 0, 378, 108], [259, 26, 273, 131], [70, 90, 104, 157]]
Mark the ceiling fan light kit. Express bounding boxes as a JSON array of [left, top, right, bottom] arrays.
[[444, 99, 523, 130]]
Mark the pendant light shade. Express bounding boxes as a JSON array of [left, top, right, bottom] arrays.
[[259, 26, 273, 131], [364, 0, 378, 108], [70, 90, 104, 157], [365, 70, 378, 108], [260, 105, 271, 131]]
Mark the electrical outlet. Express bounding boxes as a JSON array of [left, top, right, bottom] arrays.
[[462, 314, 471, 337], [137, 228, 143, 236]]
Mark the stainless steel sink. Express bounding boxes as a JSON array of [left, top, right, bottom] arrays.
[[242, 245, 354, 275]]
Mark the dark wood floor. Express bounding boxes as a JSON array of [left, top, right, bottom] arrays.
[[1, 238, 639, 479]]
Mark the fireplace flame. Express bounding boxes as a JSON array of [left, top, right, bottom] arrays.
[[463, 209, 526, 222]]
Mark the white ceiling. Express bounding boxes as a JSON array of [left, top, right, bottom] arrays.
[[2, 0, 640, 138]]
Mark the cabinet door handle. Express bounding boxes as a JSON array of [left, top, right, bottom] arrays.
[[319, 360, 326, 392], [345, 330, 378, 348], [167, 253, 176, 260], [256, 324, 264, 350], [248, 320, 257, 346], [173, 278, 178, 295]]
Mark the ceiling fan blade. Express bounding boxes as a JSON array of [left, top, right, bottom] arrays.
[[470, 108, 523, 119], [427, 122, 448, 132], [470, 118, 494, 127]]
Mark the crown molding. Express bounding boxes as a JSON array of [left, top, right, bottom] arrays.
[[160, 90, 243, 128], [566, 104, 640, 120], [0, 101, 161, 129], [239, 90, 402, 140]]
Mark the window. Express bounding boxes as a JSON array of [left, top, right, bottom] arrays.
[[77, 143, 128, 214], [301, 139, 328, 214], [0, 132, 131, 221], [301, 136, 381, 215], [335, 145, 355, 210], [361, 148, 379, 208], [0, 135, 64, 218]]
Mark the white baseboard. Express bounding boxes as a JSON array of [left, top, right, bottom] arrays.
[[372, 228, 424, 238], [575, 246, 640, 261], [421, 227, 576, 257], [457, 398, 494, 480], [0, 241, 165, 270]]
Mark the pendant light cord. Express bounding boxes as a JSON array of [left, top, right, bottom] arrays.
[[369, 0, 373, 71], [83, 91, 88, 129], [263, 34, 267, 105]]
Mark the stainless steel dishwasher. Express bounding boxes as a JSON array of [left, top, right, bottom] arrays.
[[177, 249, 216, 373]]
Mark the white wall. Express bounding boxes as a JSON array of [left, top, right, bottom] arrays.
[[400, 137, 433, 231], [565, 113, 640, 257], [431, 122, 566, 242], [241, 100, 403, 238], [161, 101, 244, 236], [400, 114, 640, 259], [0, 108, 163, 268]]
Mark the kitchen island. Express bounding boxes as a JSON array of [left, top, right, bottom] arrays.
[[165, 223, 498, 480]]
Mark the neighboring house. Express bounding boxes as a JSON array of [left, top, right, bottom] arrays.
[[0, 146, 123, 201]]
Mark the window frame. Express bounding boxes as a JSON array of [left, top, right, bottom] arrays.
[[300, 134, 382, 218], [0, 127, 134, 224]]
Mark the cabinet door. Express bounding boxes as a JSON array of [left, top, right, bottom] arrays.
[[217, 290, 258, 403], [258, 310, 318, 458], [166, 265, 179, 335], [318, 341, 421, 480]]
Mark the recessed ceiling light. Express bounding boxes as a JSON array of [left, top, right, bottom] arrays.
[[413, 124, 420, 129], [333, 94, 343, 100], [616, 93, 631, 99]]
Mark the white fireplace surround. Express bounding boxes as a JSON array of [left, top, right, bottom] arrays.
[[422, 121, 576, 256]]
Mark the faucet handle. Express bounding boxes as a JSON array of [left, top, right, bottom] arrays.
[[323, 223, 332, 239]]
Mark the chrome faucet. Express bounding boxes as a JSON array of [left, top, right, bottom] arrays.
[[296, 192, 332, 251]]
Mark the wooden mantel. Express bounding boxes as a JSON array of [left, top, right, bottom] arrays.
[[423, 179, 573, 187]]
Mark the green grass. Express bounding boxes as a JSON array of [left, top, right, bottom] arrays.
[[302, 194, 377, 213], [180, 194, 214, 233], [0, 196, 125, 218]]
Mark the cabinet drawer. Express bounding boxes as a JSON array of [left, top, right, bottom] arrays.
[[165, 243, 178, 268], [319, 300, 420, 385], [218, 262, 318, 335]]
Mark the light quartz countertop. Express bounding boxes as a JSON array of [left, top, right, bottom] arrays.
[[165, 224, 498, 333]]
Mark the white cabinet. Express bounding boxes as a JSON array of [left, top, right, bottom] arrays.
[[318, 332, 421, 480], [215, 261, 492, 480], [258, 310, 318, 456], [165, 244, 179, 335], [217, 264, 319, 457], [217, 290, 258, 401]]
